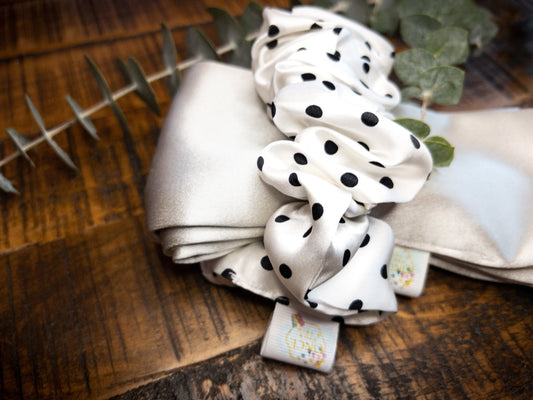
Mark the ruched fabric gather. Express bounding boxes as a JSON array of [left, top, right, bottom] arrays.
[[246, 6, 431, 324]]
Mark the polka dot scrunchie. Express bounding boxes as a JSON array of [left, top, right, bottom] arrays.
[[246, 6, 433, 324]]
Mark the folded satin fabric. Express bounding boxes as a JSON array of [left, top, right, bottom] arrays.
[[145, 60, 533, 289]]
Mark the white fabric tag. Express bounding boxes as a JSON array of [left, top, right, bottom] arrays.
[[261, 302, 340, 373], [389, 245, 430, 297]]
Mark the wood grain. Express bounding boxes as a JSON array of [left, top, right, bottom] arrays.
[[0, 0, 532, 399]]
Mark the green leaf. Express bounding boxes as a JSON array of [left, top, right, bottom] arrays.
[[394, 48, 437, 86], [25, 94, 78, 172], [240, 2, 263, 37], [185, 28, 219, 62], [0, 173, 18, 194], [369, 0, 399, 34], [65, 95, 99, 140], [466, 8, 498, 50], [85, 55, 133, 138], [425, 26, 469, 66], [400, 15, 441, 48], [6, 127, 34, 166], [394, 118, 431, 139], [423, 136, 454, 167], [400, 86, 423, 101], [343, 0, 371, 24], [397, 0, 442, 18], [420, 65, 464, 105], [206, 8, 251, 66], [126, 57, 161, 116], [161, 23, 180, 97]]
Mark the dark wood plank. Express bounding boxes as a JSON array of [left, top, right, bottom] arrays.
[[112, 268, 533, 400], [0, 215, 274, 399]]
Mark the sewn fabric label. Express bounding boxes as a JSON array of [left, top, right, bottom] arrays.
[[260, 302, 339, 373], [389, 245, 430, 297]]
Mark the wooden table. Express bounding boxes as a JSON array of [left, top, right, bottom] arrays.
[[0, 0, 532, 399]]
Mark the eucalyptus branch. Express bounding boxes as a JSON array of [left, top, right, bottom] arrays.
[[0, 4, 263, 194]]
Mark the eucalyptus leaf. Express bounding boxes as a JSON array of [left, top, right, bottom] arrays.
[[423, 135, 454, 167], [127, 57, 161, 116], [6, 127, 34, 166], [466, 8, 498, 50], [240, 2, 263, 37], [161, 23, 180, 97], [400, 15, 441, 48], [343, 0, 370, 24], [369, 0, 399, 34], [85, 55, 133, 137], [208, 7, 245, 48], [420, 65, 464, 105], [186, 28, 219, 62], [425, 26, 469, 66], [394, 118, 431, 139], [207, 6, 251, 66], [0, 173, 18, 194], [65, 95, 99, 140], [397, 0, 442, 18], [400, 86, 423, 101], [394, 48, 437, 87]]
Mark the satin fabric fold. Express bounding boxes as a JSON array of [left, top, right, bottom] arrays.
[[145, 61, 533, 294]]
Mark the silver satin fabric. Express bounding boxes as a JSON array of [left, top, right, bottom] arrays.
[[145, 61, 533, 288]]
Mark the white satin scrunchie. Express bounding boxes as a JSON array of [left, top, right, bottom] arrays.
[[245, 6, 432, 322]]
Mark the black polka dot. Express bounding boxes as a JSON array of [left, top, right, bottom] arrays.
[[369, 161, 385, 168], [365, 41, 371, 50], [355, 200, 365, 206], [322, 80, 335, 90], [327, 51, 341, 61], [268, 102, 276, 118], [342, 249, 351, 267], [275, 215, 290, 223], [303, 226, 312, 238], [361, 55, 370, 62], [358, 141, 369, 151], [332, 316, 344, 324], [301, 73, 316, 81], [380, 177, 394, 189], [333, 27, 342, 35], [360, 234, 370, 247], [276, 296, 289, 305], [310, 22, 322, 29], [305, 105, 323, 118], [385, 94, 393, 98], [341, 172, 358, 187], [279, 264, 292, 279], [411, 135, 421, 149], [289, 136, 295, 141], [289, 172, 301, 186], [261, 256, 273, 271], [361, 112, 379, 127], [381, 264, 388, 279], [352, 88, 362, 96], [312, 203, 324, 220], [266, 39, 278, 49], [308, 300, 318, 308], [363, 63, 370, 73], [339, 217, 345, 224], [391, 51, 396, 58], [221, 268, 236, 281], [257, 156, 264, 171], [360, 80, 369, 89], [297, 47, 306, 51], [268, 25, 279, 37], [349, 299, 363, 311], [212, 272, 218, 277], [294, 153, 308, 165], [324, 140, 338, 154]]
